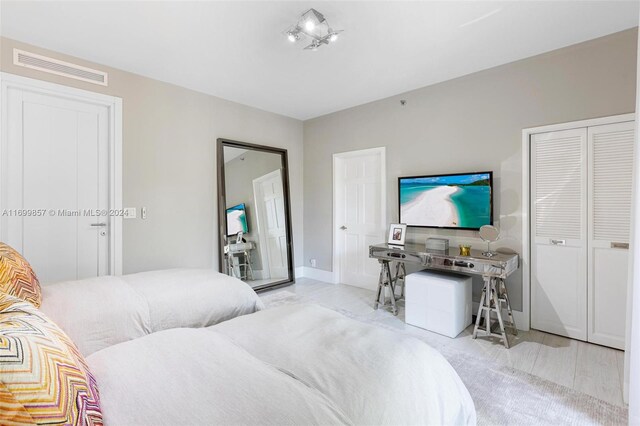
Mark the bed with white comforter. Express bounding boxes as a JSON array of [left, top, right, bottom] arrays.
[[87, 303, 476, 425], [40, 268, 264, 356]]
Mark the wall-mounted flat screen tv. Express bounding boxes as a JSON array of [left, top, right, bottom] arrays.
[[399, 171, 493, 230], [226, 203, 249, 236]]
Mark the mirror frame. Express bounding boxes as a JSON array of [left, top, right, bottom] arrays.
[[216, 138, 295, 291]]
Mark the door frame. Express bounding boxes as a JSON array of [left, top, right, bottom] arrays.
[[332, 147, 386, 285], [252, 168, 284, 280], [0, 72, 123, 275], [521, 112, 635, 332]]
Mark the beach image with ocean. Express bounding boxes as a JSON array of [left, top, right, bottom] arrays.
[[399, 173, 491, 228]]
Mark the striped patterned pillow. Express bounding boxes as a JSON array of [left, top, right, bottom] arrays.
[[0, 293, 103, 425], [0, 242, 41, 307]]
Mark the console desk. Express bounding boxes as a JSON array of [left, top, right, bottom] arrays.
[[369, 243, 519, 348]]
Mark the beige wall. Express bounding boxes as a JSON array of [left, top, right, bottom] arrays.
[[303, 29, 638, 311], [0, 36, 304, 273]]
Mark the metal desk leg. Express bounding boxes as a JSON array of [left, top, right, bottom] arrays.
[[373, 260, 398, 315], [385, 262, 398, 315], [472, 282, 486, 339], [498, 279, 517, 336], [374, 262, 384, 310], [492, 281, 509, 348], [485, 279, 493, 337], [394, 262, 406, 300], [473, 276, 512, 348], [246, 250, 254, 281]]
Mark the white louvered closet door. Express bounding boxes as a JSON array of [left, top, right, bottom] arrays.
[[587, 121, 634, 349], [531, 128, 588, 340]]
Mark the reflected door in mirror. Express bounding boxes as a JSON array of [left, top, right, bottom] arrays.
[[253, 170, 288, 280]]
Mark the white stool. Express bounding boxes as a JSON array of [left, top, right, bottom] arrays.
[[405, 270, 472, 338]]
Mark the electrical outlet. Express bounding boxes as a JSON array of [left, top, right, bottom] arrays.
[[310, 259, 317, 268]]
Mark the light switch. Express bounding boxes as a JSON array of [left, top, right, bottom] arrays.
[[124, 207, 136, 219], [141, 207, 147, 220]]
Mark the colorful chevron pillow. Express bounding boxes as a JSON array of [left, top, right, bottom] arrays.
[[0, 293, 103, 425], [0, 242, 41, 307]]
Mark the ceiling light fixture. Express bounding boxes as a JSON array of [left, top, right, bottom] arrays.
[[305, 20, 315, 31], [284, 8, 343, 50]]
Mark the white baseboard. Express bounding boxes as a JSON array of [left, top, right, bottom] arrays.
[[472, 302, 529, 331], [296, 266, 337, 283]]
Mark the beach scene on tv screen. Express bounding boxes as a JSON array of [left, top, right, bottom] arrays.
[[400, 173, 491, 229]]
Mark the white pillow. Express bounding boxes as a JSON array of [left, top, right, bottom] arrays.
[[121, 268, 264, 332], [40, 276, 152, 356]]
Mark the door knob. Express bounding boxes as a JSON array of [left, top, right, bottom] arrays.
[[340, 226, 347, 230], [90, 223, 107, 227]]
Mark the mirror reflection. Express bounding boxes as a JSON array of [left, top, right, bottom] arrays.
[[221, 145, 291, 289], [479, 224, 500, 257]]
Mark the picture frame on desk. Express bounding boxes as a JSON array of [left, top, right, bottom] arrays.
[[387, 223, 407, 246]]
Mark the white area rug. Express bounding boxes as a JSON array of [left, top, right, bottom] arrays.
[[262, 291, 628, 426]]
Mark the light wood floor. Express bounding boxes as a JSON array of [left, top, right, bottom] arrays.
[[261, 278, 627, 407]]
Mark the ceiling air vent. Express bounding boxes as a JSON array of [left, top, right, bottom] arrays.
[[13, 49, 108, 86]]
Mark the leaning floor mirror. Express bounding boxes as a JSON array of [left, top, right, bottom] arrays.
[[217, 138, 295, 290]]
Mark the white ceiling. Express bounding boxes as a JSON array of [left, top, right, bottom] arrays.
[[223, 147, 248, 163], [1, 1, 638, 120]]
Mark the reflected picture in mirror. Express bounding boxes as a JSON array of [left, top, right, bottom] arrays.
[[226, 203, 248, 236], [217, 139, 294, 291]]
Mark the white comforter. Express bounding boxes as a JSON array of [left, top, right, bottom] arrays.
[[87, 328, 351, 425], [212, 304, 476, 426], [41, 269, 263, 356], [87, 304, 475, 425]]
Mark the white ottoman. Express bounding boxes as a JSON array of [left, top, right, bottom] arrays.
[[405, 270, 472, 338]]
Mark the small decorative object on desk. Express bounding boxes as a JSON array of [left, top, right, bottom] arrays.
[[426, 237, 449, 252], [459, 244, 471, 256], [479, 225, 500, 257], [387, 223, 407, 246]]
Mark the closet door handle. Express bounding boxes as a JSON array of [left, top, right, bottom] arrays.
[[611, 242, 629, 249], [550, 239, 565, 246]]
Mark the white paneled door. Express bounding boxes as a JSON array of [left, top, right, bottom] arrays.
[[587, 121, 634, 350], [334, 148, 386, 290], [531, 128, 588, 340], [1, 76, 119, 283], [530, 118, 634, 350], [253, 169, 288, 279]]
